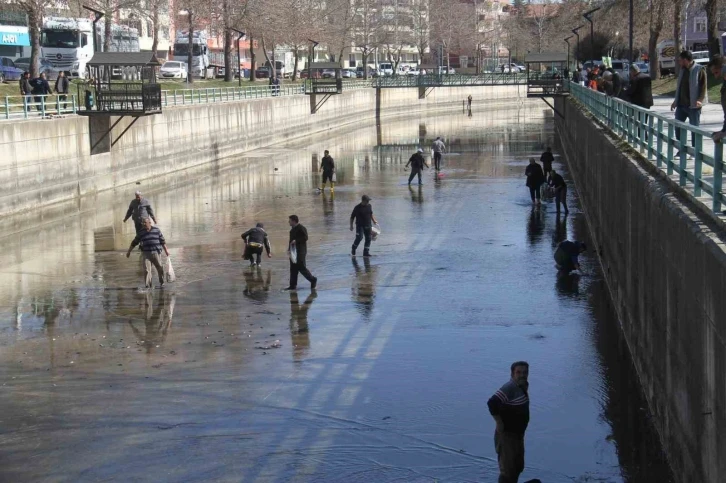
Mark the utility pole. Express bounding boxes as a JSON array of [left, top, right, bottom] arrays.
[[231, 28, 245, 87], [82, 6, 104, 54]]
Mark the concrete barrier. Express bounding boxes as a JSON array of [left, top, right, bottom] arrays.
[[555, 96, 726, 483], [0, 86, 523, 217]]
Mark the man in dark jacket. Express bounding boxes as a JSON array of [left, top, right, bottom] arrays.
[[123, 191, 158, 234], [488, 361, 530, 483], [319, 150, 335, 191], [31, 72, 52, 112], [708, 55, 726, 143], [549, 169, 569, 215], [285, 215, 317, 291], [54, 71, 70, 110], [19, 71, 32, 109], [624, 63, 654, 140], [539, 146, 554, 182], [554, 240, 586, 273], [405, 148, 429, 185], [242, 222, 272, 267], [524, 158, 545, 205], [350, 194, 378, 257]]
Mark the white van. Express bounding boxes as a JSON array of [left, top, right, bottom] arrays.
[[378, 62, 393, 76]]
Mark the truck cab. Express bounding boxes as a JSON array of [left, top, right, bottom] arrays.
[[41, 17, 94, 78], [173, 31, 210, 79]]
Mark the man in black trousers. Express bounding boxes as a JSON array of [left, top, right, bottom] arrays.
[[285, 215, 318, 291]]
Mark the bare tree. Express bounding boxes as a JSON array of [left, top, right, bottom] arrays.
[[410, 0, 428, 65], [323, 0, 355, 67], [351, 0, 383, 78], [705, 0, 721, 57], [529, 0, 556, 54], [277, 0, 325, 80], [78, 0, 142, 52], [648, 0, 671, 79], [430, 0, 474, 70], [9, 0, 58, 77]]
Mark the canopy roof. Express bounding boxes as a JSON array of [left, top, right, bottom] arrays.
[[309, 62, 340, 70], [88, 52, 162, 66], [524, 52, 568, 63]]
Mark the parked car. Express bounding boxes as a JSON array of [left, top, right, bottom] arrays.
[[636, 61, 650, 74], [406, 68, 420, 76], [341, 68, 356, 78], [0, 57, 23, 82], [499, 63, 523, 73], [610, 60, 630, 84], [160, 61, 188, 79], [378, 62, 394, 76], [255, 66, 271, 78], [321, 69, 336, 78], [13, 58, 59, 80], [439, 66, 455, 75]]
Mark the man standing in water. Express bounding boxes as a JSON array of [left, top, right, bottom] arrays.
[[405, 148, 429, 185], [488, 361, 530, 483], [126, 218, 169, 288], [285, 215, 318, 291], [431, 136, 446, 171], [549, 169, 569, 215], [524, 158, 545, 205], [539, 147, 554, 183], [350, 194, 378, 257], [319, 150, 336, 192], [241, 222, 272, 267], [123, 191, 157, 234]]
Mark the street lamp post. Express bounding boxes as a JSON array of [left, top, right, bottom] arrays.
[[629, 0, 634, 62], [583, 8, 601, 62], [564, 36, 573, 73], [179, 9, 194, 83], [572, 25, 584, 65], [82, 6, 103, 54], [231, 28, 246, 87]]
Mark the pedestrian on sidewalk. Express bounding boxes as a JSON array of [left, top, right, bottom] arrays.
[[242, 222, 272, 267], [671, 50, 707, 151], [549, 169, 569, 215], [525, 158, 545, 205], [431, 136, 446, 171], [467, 95, 472, 109], [54, 71, 70, 110], [554, 240, 586, 273], [126, 218, 169, 288], [123, 191, 158, 234], [19, 72, 32, 110], [539, 147, 554, 183], [623, 63, 653, 139], [319, 150, 336, 191], [31, 72, 52, 112], [405, 148, 429, 185], [488, 361, 530, 483], [350, 194, 378, 257], [285, 215, 317, 291], [708, 55, 726, 143]]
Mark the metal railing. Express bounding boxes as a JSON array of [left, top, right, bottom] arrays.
[[373, 73, 528, 88], [569, 81, 726, 214], [2, 94, 79, 119]]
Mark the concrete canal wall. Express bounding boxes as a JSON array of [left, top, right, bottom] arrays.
[[555, 96, 726, 483], [0, 85, 524, 216]]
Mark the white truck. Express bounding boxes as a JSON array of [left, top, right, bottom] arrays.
[[173, 30, 210, 79], [41, 17, 139, 79], [657, 39, 676, 76]]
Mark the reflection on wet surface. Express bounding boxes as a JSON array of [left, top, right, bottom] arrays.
[[0, 105, 673, 482]]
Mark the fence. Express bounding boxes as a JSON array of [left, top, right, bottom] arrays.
[[2, 80, 375, 119], [569, 82, 725, 214]]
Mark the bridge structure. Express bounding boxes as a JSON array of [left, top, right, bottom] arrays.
[[372, 73, 528, 89]]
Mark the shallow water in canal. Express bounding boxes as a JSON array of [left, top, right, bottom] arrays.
[[0, 104, 673, 482]]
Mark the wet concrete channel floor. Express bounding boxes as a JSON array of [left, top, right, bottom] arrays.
[[0, 105, 674, 482]]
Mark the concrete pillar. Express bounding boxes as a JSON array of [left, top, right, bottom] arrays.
[[94, 226, 116, 252], [89, 115, 111, 155]]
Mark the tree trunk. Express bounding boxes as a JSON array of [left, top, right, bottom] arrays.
[[250, 33, 256, 81], [363, 51, 369, 79], [649, 30, 661, 81], [674, 0, 682, 77], [224, 28, 233, 82], [187, 14, 194, 83], [104, 10, 112, 52], [706, 0, 720, 57], [151, 3, 159, 54], [292, 47, 299, 81], [28, 6, 41, 78], [261, 36, 275, 80]]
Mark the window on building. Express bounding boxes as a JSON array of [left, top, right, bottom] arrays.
[[695, 18, 706, 33]]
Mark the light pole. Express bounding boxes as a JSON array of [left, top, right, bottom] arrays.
[[583, 8, 601, 62], [231, 28, 245, 87], [629, 0, 633, 62], [82, 6, 103, 54], [572, 25, 584, 65], [179, 9, 194, 83], [307, 39, 318, 88], [564, 36, 573, 73]]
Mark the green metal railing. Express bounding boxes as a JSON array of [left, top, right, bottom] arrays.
[[569, 82, 726, 214], [373, 73, 528, 88], [2, 80, 376, 119], [2, 94, 79, 119]]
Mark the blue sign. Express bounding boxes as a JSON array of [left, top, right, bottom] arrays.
[[0, 27, 30, 46]]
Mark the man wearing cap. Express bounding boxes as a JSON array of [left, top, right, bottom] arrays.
[[123, 191, 157, 234], [320, 150, 336, 192], [241, 222, 272, 267], [405, 148, 429, 185], [350, 195, 378, 257]]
